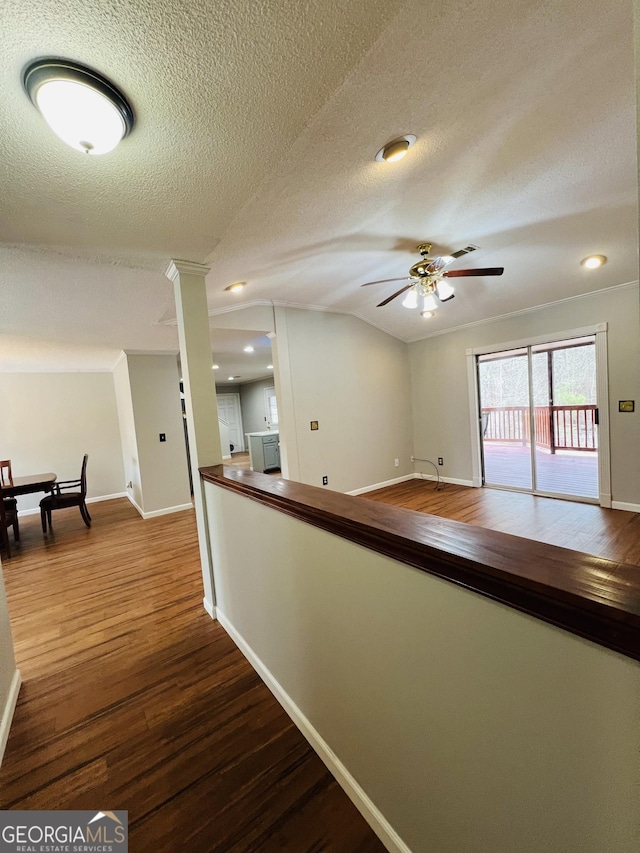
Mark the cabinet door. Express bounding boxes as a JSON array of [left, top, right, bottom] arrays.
[[263, 440, 280, 470]]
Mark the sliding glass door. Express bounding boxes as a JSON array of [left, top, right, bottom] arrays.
[[478, 337, 598, 501], [478, 348, 532, 490]]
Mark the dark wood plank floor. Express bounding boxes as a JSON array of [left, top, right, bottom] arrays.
[[0, 501, 384, 853], [361, 478, 640, 567]]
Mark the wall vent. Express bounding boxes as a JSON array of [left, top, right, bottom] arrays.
[[451, 244, 480, 259]]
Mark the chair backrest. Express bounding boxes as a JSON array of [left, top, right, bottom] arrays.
[[0, 486, 14, 527], [80, 454, 89, 498], [0, 460, 13, 488]]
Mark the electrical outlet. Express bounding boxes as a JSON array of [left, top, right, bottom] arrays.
[[438, 457, 444, 466], [322, 475, 328, 485], [394, 458, 399, 467]]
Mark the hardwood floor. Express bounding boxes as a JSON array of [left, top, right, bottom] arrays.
[[361, 478, 640, 567], [226, 452, 281, 476], [0, 500, 384, 852]]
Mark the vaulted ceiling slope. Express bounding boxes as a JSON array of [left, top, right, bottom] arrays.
[[0, 0, 637, 370]]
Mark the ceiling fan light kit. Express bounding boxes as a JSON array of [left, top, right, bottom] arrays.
[[23, 58, 134, 155], [375, 134, 416, 163], [360, 241, 504, 313], [435, 280, 455, 301]]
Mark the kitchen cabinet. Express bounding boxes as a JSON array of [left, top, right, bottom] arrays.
[[246, 431, 280, 473]]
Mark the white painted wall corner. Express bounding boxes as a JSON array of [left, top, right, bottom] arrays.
[[202, 597, 216, 620], [0, 669, 21, 767]]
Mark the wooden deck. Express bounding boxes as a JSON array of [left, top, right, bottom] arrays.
[[483, 444, 598, 498]]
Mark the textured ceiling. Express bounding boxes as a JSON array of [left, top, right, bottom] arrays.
[[0, 0, 637, 371]]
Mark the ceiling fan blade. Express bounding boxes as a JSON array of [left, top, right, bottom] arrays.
[[426, 255, 454, 274], [443, 267, 504, 278], [360, 277, 410, 287], [377, 284, 413, 307]]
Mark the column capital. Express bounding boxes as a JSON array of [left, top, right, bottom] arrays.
[[165, 259, 211, 283]]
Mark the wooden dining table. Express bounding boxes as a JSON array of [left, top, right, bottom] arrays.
[[2, 473, 57, 498]]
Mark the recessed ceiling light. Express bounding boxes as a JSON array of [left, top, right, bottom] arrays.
[[212, 364, 219, 370], [224, 282, 246, 293], [267, 364, 274, 369], [375, 134, 416, 164], [228, 376, 235, 381], [581, 255, 607, 269], [23, 58, 134, 155], [243, 345, 254, 353], [420, 311, 435, 319]]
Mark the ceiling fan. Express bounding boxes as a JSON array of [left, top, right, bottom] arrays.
[[361, 243, 504, 315]]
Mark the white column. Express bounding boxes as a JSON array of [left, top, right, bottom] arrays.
[[166, 260, 222, 617]]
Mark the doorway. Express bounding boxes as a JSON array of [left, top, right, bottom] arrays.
[[477, 336, 599, 501], [217, 393, 244, 453], [264, 387, 279, 431]]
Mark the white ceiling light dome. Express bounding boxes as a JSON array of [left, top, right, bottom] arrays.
[[23, 59, 134, 155]]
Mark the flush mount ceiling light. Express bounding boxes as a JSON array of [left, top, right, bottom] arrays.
[[375, 134, 416, 163], [580, 254, 607, 269], [23, 58, 134, 155], [224, 282, 246, 293]]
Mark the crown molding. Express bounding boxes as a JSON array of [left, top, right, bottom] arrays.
[[165, 259, 211, 282], [406, 280, 639, 344]]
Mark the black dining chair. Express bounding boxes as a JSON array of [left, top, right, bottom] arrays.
[[40, 454, 91, 534], [0, 487, 19, 557]]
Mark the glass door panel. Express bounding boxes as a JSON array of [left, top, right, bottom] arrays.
[[478, 348, 532, 490], [531, 339, 598, 498]]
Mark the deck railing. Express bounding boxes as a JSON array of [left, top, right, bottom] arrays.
[[482, 405, 597, 452]]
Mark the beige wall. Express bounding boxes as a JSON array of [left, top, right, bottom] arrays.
[[409, 284, 640, 504], [205, 481, 640, 853], [125, 355, 192, 515], [0, 372, 125, 512], [276, 308, 413, 492], [240, 377, 276, 435]]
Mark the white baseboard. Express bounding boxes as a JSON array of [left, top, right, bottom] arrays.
[[417, 473, 475, 487], [87, 492, 128, 504], [216, 609, 411, 853], [18, 492, 128, 517], [139, 503, 193, 520], [0, 669, 22, 767], [349, 472, 475, 495], [127, 494, 144, 518], [347, 474, 415, 496], [126, 495, 193, 520], [612, 501, 640, 513], [203, 597, 216, 620]]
